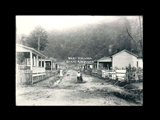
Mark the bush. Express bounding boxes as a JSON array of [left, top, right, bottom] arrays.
[[117, 81, 128, 87]]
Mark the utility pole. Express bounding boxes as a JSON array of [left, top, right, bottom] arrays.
[[38, 35, 40, 51]]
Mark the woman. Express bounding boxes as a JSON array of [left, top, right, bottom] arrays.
[[77, 71, 83, 82]]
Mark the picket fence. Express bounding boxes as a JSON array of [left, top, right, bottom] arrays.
[[92, 68, 143, 81]]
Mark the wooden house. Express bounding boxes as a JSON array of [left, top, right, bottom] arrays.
[[16, 43, 47, 71], [137, 57, 143, 68], [16, 43, 48, 84], [38, 57, 56, 70], [112, 49, 143, 69], [94, 49, 143, 70], [16, 43, 47, 72]]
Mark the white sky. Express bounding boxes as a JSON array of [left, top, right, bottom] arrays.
[[16, 15, 139, 36]]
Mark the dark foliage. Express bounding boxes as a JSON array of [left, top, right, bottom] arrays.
[[26, 25, 48, 51], [42, 17, 139, 60]]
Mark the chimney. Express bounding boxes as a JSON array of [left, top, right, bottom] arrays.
[[131, 49, 134, 53], [116, 49, 120, 53]]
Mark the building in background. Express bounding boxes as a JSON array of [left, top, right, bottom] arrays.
[[95, 56, 112, 70], [95, 49, 143, 70]]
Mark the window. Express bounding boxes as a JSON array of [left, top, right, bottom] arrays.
[[39, 61, 41, 67], [42, 61, 44, 67]]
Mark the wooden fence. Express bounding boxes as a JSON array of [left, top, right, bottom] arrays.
[[91, 68, 143, 82]]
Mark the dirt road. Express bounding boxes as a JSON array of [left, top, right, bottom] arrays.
[[16, 70, 140, 106]]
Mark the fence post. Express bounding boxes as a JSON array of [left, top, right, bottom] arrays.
[[126, 72, 128, 82]]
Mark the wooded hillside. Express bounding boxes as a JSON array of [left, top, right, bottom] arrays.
[[19, 16, 142, 61]]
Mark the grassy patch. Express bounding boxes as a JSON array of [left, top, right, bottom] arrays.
[[113, 83, 143, 105], [97, 79, 143, 105]]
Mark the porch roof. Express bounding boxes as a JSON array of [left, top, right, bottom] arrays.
[[96, 56, 112, 62], [16, 43, 47, 58]]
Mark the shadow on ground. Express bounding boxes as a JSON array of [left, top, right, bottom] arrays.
[[72, 81, 87, 84]]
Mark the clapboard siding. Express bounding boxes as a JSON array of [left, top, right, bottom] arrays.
[[112, 51, 137, 69], [137, 58, 143, 68]]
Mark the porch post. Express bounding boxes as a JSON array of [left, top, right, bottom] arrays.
[[30, 51, 32, 70], [51, 61, 52, 70], [33, 56, 35, 67], [36, 55, 38, 67], [97, 61, 99, 70], [44, 59, 45, 68]]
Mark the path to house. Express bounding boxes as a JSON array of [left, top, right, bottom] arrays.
[[16, 69, 140, 106]]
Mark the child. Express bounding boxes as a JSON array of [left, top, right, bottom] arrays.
[[79, 72, 83, 82], [77, 71, 81, 82], [77, 71, 83, 82]]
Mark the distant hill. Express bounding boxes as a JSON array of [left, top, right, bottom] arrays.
[[42, 17, 140, 61]]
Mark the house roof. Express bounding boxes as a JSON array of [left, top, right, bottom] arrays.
[[16, 43, 47, 58], [96, 56, 112, 62], [111, 49, 139, 58]]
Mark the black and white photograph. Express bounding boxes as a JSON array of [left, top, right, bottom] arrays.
[[16, 15, 143, 106]]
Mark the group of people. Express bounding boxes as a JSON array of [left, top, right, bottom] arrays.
[[76, 66, 93, 83], [59, 67, 93, 83]]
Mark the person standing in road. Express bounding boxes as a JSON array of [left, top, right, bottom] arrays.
[[80, 72, 83, 82], [77, 71, 81, 82], [60, 69, 63, 77], [59, 69, 63, 82], [88, 66, 92, 77]]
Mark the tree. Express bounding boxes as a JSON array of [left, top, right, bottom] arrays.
[[26, 25, 48, 51], [126, 16, 143, 60]]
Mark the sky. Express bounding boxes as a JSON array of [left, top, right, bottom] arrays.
[[16, 15, 139, 36]]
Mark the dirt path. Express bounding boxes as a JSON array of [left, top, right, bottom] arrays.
[[16, 70, 139, 106]]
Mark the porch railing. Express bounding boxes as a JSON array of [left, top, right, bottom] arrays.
[[32, 66, 45, 73], [18, 65, 31, 70]]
